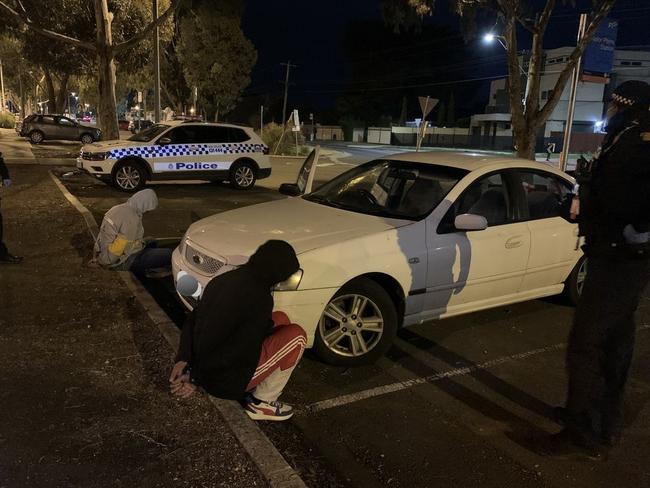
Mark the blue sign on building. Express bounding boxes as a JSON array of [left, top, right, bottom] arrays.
[[583, 18, 618, 75]]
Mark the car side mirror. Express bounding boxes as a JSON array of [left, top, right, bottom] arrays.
[[454, 213, 488, 231], [279, 183, 301, 197], [158, 137, 171, 145]]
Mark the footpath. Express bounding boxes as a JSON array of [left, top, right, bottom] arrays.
[[0, 164, 266, 487]]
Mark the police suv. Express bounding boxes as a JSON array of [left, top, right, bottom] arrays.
[[77, 121, 270, 192]]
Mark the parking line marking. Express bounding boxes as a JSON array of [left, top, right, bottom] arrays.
[[307, 324, 650, 413]]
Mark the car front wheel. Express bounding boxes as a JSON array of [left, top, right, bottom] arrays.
[[563, 256, 587, 306], [112, 160, 147, 192], [29, 130, 44, 144], [229, 161, 257, 190], [314, 278, 398, 366], [80, 133, 94, 145]]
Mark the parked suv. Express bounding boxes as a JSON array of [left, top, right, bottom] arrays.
[[20, 114, 101, 144], [77, 121, 270, 192]]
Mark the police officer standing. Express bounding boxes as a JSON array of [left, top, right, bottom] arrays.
[[0, 152, 22, 264], [542, 81, 650, 459]]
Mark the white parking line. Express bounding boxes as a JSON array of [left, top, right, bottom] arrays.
[[307, 324, 650, 413]]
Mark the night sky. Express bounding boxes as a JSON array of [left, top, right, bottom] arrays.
[[241, 0, 650, 123]]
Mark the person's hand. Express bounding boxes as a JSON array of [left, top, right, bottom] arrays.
[[2, 179, 11, 188], [172, 382, 197, 399], [169, 360, 188, 386]]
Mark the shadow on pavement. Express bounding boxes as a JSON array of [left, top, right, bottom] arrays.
[[386, 328, 553, 439]]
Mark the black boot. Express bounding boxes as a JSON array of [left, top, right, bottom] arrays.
[[536, 428, 606, 461], [0, 253, 23, 264]]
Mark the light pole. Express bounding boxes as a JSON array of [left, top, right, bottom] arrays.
[[483, 32, 532, 109], [0, 59, 6, 113], [152, 0, 161, 123]]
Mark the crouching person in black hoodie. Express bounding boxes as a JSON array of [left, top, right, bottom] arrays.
[[169, 240, 307, 421]]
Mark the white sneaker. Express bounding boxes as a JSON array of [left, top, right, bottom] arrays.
[[243, 394, 294, 421]]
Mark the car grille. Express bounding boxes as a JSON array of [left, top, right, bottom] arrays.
[[184, 242, 225, 276]]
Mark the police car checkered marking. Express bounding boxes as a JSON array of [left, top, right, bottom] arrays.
[[108, 143, 267, 160]]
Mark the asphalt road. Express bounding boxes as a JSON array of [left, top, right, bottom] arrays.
[[52, 154, 650, 488]]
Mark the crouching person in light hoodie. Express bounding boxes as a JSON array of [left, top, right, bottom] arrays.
[[93, 188, 171, 278]]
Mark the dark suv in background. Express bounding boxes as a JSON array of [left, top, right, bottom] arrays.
[[19, 114, 101, 144]]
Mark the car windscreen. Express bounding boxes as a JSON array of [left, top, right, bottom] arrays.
[[128, 124, 170, 142], [303, 159, 468, 221]]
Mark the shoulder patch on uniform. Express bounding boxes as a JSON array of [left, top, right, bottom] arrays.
[[642, 132, 650, 142]]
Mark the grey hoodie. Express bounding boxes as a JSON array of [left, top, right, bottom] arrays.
[[94, 189, 158, 267]]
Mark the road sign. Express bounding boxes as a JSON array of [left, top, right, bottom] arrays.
[[137, 91, 143, 103], [583, 18, 618, 76], [418, 96, 438, 118], [293, 109, 300, 128]]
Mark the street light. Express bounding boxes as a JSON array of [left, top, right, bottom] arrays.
[[483, 32, 508, 51], [483, 30, 531, 111]]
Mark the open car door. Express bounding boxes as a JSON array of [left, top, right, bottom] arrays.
[[279, 146, 320, 196]]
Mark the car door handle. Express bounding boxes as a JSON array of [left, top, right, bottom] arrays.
[[505, 236, 524, 249]]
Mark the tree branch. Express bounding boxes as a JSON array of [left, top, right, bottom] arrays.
[[0, 1, 96, 51], [537, 0, 556, 32], [114, 0, 183, 53], [537, 0, 615, 123], [503, 15, 524, 134], [524, 0, 556, 118]]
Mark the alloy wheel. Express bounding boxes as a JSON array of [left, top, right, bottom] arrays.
[[234, 165, 255, 188], [318, 294, 384, 357], [115, 166, 141, 190]]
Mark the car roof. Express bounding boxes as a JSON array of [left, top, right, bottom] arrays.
[[387, 151, 573, 180], [164, 120, 253, 130]]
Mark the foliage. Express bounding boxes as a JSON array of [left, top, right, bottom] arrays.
[[260, 122, 308, 156], [0, 112, 16, 128], [176, 2, 256, 120]]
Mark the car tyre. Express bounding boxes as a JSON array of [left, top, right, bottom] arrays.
[[80, 133, 94, 145], [563, 255, 587, 306], [29, 130, 44, 144], [314, 277, 398, 366], [229, 160, 257, 190], [112, 159, 147, 193]]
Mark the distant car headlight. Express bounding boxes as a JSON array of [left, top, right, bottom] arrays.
[[274, 269, 303, 291]]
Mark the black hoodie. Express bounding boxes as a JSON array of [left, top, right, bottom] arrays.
[[176, 240, 300, 400]]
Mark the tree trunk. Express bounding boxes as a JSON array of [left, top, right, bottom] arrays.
[[515, 125, 538, 160], [55, 74, 69, 114], [43, 70, 56, 114], [94, 0, 119, 140]]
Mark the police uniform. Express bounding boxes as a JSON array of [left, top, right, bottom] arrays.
[[0, 153, 22, 263], [556, 81, 650, 453]]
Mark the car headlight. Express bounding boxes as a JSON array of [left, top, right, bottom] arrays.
[[274, 269, 303, 291], [87, 152, 109, 160]]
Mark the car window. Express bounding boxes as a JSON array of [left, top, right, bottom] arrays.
[[189, 126, 228, 144], [203, 126, 230, 143], [39, 116, 55, 125], [228, 128, 250, 142], [304, 159, 466, 220], [446, 173, 511, 228], [518, 171, 572, 220], [57, 117, 75, 126], [166, 126, 200, 144]]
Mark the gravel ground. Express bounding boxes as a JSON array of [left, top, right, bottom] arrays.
[[0, 164, 266, 487]]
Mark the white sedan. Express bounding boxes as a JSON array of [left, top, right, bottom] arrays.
[[172, 152, 585, 366]]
